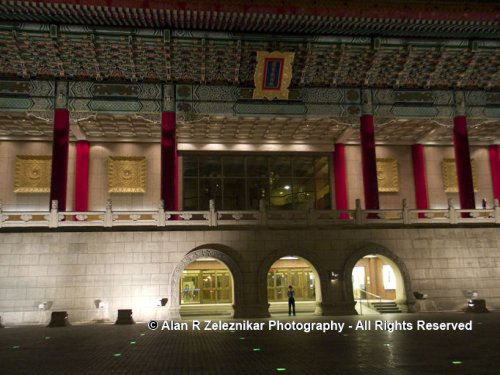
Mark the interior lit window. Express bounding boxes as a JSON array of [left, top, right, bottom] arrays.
[[182, 154, 331, 210], [382, 265, 396, 290]]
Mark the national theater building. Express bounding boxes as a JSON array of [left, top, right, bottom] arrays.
[[0, 0, 499, 324]]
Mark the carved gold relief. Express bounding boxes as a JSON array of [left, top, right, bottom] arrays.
[[108, 156, 146, 193], [253, 51, 295, 100], [442, 159, 478, 193], [376, 158, 399, 193], [14, 155, 52, 193]]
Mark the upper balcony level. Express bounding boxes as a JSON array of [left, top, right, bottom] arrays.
[[1, 199, 499, 230]]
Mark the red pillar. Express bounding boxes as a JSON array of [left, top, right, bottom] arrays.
[[453, 115, 475, 209], [488, 145, 500, 204], [74, 140, 90, 211], [333, 143, 348, 218], [360, 114, 379, 209], [161, 111, 178, 210], [411, 144, 429, 218], [49, 109, 70, 211]]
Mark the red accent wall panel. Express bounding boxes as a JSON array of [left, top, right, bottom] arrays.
[[74, 140, 90, 212]]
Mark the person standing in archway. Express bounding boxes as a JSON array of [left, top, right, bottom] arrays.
[[288, 285, 296, 316]]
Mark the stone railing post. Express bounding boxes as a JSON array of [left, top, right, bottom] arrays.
[[49, 200, 59, 228], [104, 199, 113, 227], [0, 200, 3, 228], [402, 198, 410, 224], [259, 199, 267, 226], [209, 199, 217, 227], [448, 198, 457, 224], [355, 199, 363, 225], [494, 199, 500, 224], [308, 208, 315, 226], [158, 200, 166, 227]]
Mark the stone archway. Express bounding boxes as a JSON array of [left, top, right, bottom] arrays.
[[169, 247, 243, 318], [257, 248, 328, 316], [343, 243, 414, 312]]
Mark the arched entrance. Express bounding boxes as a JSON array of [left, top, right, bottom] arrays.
[[344, 245, 413, 314], [180, 257, 233, 315], [170, 248, 243, 318], [259, 250, 326, 316]]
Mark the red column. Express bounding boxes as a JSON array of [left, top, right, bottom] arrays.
[[49, 109, 70, 211], [333, 143, 348, 219], [161, 111, 178, 210], [411, 144, 429, 208], [453, 116, 475, 209], [488, 145, 500, 204], [74, 140, 90, 211], [360, 114, 379, 209], [411, 144, 429, 218]]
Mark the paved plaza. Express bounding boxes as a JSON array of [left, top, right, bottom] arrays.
[[0, 312, 499, 374]]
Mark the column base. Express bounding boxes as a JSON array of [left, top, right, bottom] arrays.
[[317, 301, 357, 316], [154, 307, 171, 321], [404, 298, 417, 313], [167, 306, 181, 320], [232, 303, 271, 319]]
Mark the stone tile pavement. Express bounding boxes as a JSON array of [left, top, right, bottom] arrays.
[[0, 312, 499, 374]]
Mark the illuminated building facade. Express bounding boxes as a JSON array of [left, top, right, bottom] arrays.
[[0, 1, 499, 323]]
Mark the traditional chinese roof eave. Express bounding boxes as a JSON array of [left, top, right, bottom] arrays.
[[0, 0, 499, 39]]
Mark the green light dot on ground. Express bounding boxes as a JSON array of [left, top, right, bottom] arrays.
[[452, 361, 462, 365], [12, 346, 20, 349], [384, 344, 390, 347], [140, 333, 145, 336], [44, 336, 51, 340], [276, 368, 286, 371], [130, 341, 136, 345], [239, 337, 245, 340], [253, 348, 261, 352], [114, 353, 121, 357]]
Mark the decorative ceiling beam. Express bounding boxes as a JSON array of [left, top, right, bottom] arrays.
[[10, 30, 29, 78], [299, 42, 312, 87], [331, 44, 346, 87], [128, 34, 137, 82], [200, 38, 206, 84], [89, 34, 103, 81], [233, 39, 241, 84], [394, 45, 414, 88], [415, 127, 441, 144], [70, 123, 87, 141], [163, 29, 172, 82], [426, 47, 445, 89], [335, 126, 357, 144]]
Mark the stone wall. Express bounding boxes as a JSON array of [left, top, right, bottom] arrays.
[[0, 226, 499, 324], [0, 140, 495, 212]]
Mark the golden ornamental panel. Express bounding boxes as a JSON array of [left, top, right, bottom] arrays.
[[108, 156, 146, 193], [376, 158, 399, 193], [442, 158, 477, 193], [253, 51, 295, 100], [14, 155, 52, 193]]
